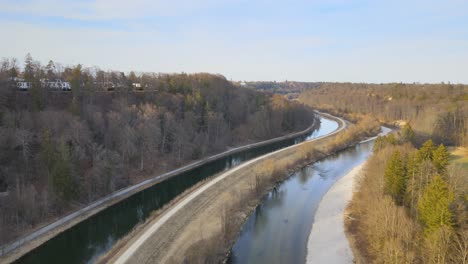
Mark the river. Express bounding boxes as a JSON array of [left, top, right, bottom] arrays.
[[227, 126, 391, 264], [14, 116, 338, 264]]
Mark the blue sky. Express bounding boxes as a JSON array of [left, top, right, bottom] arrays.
[[1, 0, 467, 83]]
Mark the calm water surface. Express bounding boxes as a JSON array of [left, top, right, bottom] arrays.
[[228, 127, 391, 264], [15, 116, 338, 264]]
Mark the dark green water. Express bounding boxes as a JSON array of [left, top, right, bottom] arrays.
[[15, 117, 338, 264], [227, 127, 390, 264]]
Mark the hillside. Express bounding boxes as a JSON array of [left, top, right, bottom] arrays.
[[296, 83, 468, 263], [299, 83, 467, 147], [0, 57, 317, 246]]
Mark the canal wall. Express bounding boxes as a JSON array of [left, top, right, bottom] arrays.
[[108, 113, 351, 264], [1, 113, 321, 263]]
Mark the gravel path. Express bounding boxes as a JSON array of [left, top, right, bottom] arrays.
[[111, 113, 345, 264], [1, 114, 321, 263]]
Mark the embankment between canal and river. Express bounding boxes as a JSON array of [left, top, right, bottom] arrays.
[[1, 113, 321, 264], [108, 114, 380, 264]]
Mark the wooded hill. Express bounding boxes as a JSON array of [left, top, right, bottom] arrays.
[[299, 83, 467, 147], [0, 56, 317, 245], [348, 135, 467, 263], [297, 82, 467, 263], [242, 81, 322, 94]]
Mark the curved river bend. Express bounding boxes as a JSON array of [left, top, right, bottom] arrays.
[[15, 117, 338, 264], [228, 127, 391, 264]]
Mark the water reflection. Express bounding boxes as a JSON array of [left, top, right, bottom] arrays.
[[16, 117, 338, 264], [228, 128, 389, 264], [298, 168, 311, 184]]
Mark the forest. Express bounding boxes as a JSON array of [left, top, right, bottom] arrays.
[[298, 82, 467, 263], [299, 82, 467, 147], [0, 55, 316, 246], [242, 81, 322, 94], [348, 134, 467, 263]]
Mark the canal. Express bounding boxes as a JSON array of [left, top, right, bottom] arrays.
[[16, 116, 339, 264]]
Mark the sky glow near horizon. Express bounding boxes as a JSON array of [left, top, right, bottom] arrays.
[[1, 0, 467, 83]]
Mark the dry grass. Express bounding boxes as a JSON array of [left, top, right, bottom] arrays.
[[345, 146, 422, 263], [95, 177, 214, 264], [449, 147, 468, 169], [106, 116, 382, 264], [346, 143, 468, 264]]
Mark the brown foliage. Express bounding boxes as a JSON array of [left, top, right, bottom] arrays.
[[175, 115, 380, 263], [327, 116, 380, 152], [0, 60, 318, 246], [347, 142, 467, 263], [299, 83, 468, 147]]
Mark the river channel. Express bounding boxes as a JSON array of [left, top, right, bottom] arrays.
[[15, 116, 339, 264], [227, 127, 391, 264]]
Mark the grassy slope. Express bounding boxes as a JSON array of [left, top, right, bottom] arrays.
[[449, 147, 468, 169]]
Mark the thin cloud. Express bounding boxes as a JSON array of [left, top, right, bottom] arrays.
[[1, 0, 243, 20], [0, 0, 467, 83]]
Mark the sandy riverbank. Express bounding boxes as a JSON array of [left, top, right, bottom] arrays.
[[306, 162, 365, 264], [108, 115, 346, 264]]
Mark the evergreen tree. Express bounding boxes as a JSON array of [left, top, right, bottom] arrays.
[[40, 128, 56, 176], [373, 134, 397, 152], [404, 151, 420, 212], [9, 67, 18, 78], [52, 140, 74, 202], [432, 144, 449, 174], [418, 139, 435, 161], [70, 64, 82, 115], [418, 175, 454, 235], [401, 123, 415, 143], [169, 78, 176, 93], [384, 150, 407, 204], [46, 60, 56, 79], [386, 133, 398, 145], [23, 53, 45, 110], [30, 79, 45, 111], [70, 64, 82, 94], [373, 136, 385, 152], [23, 53, 35, 81], [128, 71, 137, 82]]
